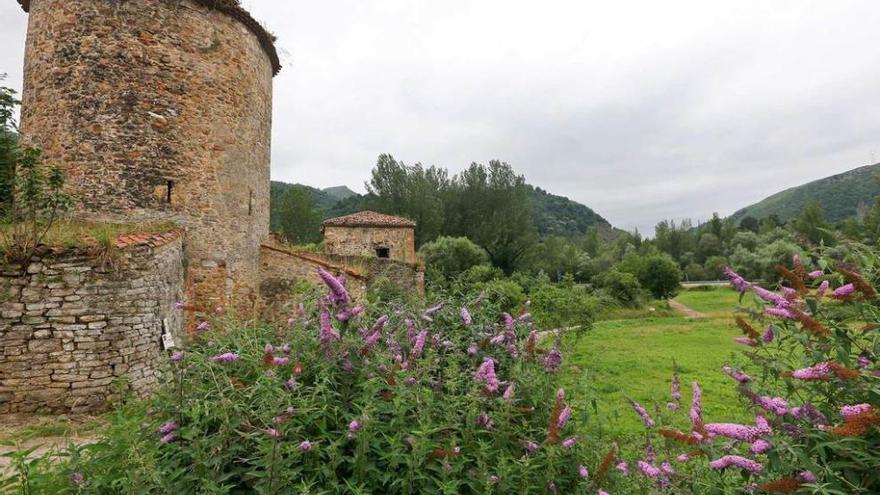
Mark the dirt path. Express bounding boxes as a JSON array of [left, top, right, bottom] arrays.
[[668, 299, 707, 319], [0, 415, 102, 477]]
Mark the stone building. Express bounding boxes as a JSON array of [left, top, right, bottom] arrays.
[[322, 211, 418, 264], [2, 0, 425, 414], [15, 0, 279, 318]]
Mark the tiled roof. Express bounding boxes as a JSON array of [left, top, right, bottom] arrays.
[[322, 211, 416, 228], [14, 0, 281, 76]]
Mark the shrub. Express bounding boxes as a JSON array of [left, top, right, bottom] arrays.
[[597, 269, 644, 308], [639, 255, 682, 300], [5, 269, 624, 494], [470, 278, 527, 314], [419, 236, 490, 284], [529, 283, 597, 333], [610, 254, 880, 493]]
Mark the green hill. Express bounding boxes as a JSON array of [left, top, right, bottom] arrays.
[[730, 162, 880, 224], [269, 180, 616, 238], [322, 185, 358, 202]]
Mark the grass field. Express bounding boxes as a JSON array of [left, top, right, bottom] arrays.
[[562, 287, 753, 441]]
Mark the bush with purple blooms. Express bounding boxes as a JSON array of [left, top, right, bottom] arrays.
[[2, 267, 639, 494], [605, 253, 880, 494]]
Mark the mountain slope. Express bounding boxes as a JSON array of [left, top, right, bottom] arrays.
[[322, 185, 358, 202], [730, 163, 880, 224]]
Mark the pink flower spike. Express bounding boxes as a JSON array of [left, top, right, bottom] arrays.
[[708, 455, 763, 474], [840, 404, 873, 418]]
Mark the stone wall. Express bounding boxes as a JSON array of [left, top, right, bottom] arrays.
[[257, 243, 425, 323], [17, 0, 275, 316], [323, 226, 417, 265], [0, 234, 185, 414]]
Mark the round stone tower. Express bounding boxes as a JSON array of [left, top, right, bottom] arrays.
[[14, 0, 280, 318]]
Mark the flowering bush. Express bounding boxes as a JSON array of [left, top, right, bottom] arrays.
[[5, 268, 632, 494], [608, 254, 880, 493]]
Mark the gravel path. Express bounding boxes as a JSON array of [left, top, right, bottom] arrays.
[[668, 299, 707, 318]]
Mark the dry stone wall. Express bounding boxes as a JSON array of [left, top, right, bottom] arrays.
[[0, 235, 185, 414]]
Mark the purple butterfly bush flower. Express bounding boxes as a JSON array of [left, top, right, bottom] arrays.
[[424, 303, 445, 315], [503, 383, 515, 401], [196, 321, 209, 331], [690, 382, 703, 429], [749, 439, 771, 455], [160, 432, 177, 444], [637, 461, 661, 478], [467, 344, 478, 356], [363, 329, 382, 350], [544, 349, 563, 373], [548, 482, 556, 492], [371, 315, 389, 334], [265, 343, 275, 354], [317, 267, 349, 306], [734, 337, 757, 347], [210, 352, 240, 364], [578, 465, 589, 479], [489, 333, 506, 346], [833, 283, 855, 298], [816, 280, 830, 297], [752, 286, 790, 308], [790, 403, 828, 425], [272, 357, 289, 366], [722, 365, 751, 383], [70, 472, 85, 486], [265, 428, 282, 439], [158, 421, 178, 435], [722, 267, 751, 293], [756, 396, 789, 416], [762, 325, 775, 343], [709, 455, 763, 474], [319, 309, 340, 347], [460, 307, 472, 326], [630, 400, 655, 428], [781, 286, 798, 301], [561, 436, 576, 448], [502, 312, 515, 331], [616, 461, 629, 475], [765, 307, 797, 320], [661, 462, 674, 476], [857, 355, 871, 368], [840, 403, 873, 418], [598, 490, 610, 495], [349, 419, 362, 433], [808, 270, 823, 280], [174, 301, 186, 310], [336, 305, 365, 322], [558, 405, 572, 429], [475, 357, 500, 392], [170, 351, 185, 363], [476, 413, 494, 429], [299, 440, 312, 452], [411, 330, 428, 358], [798, 471, 817, 483], [506, 343, 519, 359], [488, 474, 499, 483], [524, 440, 540, 453], [704, 423, 763, 442], [790, 362, 832, 381], [644, 439, 655, 462]]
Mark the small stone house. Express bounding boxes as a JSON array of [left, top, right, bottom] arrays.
[[322, 211, 418, 264]]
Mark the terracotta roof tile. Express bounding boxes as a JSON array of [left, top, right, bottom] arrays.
[[322, 211, 416, 228]]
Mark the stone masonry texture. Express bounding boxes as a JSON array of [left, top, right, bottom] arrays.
[[323, 226, 418, 265], [17, 0, 275, 317], [0, 236, 185, 414]]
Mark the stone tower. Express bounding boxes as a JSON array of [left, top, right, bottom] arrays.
[[14, 0, 280, 318]]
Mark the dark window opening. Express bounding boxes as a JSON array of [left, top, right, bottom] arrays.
[[165, 180, 174, 204], [376, 247, 390, 259]]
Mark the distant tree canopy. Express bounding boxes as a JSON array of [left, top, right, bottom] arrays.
[[275, 186, 322, 245], [365, 155, 536, 273], [0, 80, 20, 215]]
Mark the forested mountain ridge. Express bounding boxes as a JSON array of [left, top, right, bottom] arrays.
[[269, 180, 616, 239], [730, 162, 880, 224]]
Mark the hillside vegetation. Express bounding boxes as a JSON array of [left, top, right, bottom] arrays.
[[730, 162, 880, 223]]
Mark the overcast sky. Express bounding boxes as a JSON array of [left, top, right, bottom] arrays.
[[2, 1, 880, 233]]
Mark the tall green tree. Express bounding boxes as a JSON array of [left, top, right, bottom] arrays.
[[0, 78, 20, 216], [795, 200, 833, 245], [276, 186, 322, 245]]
